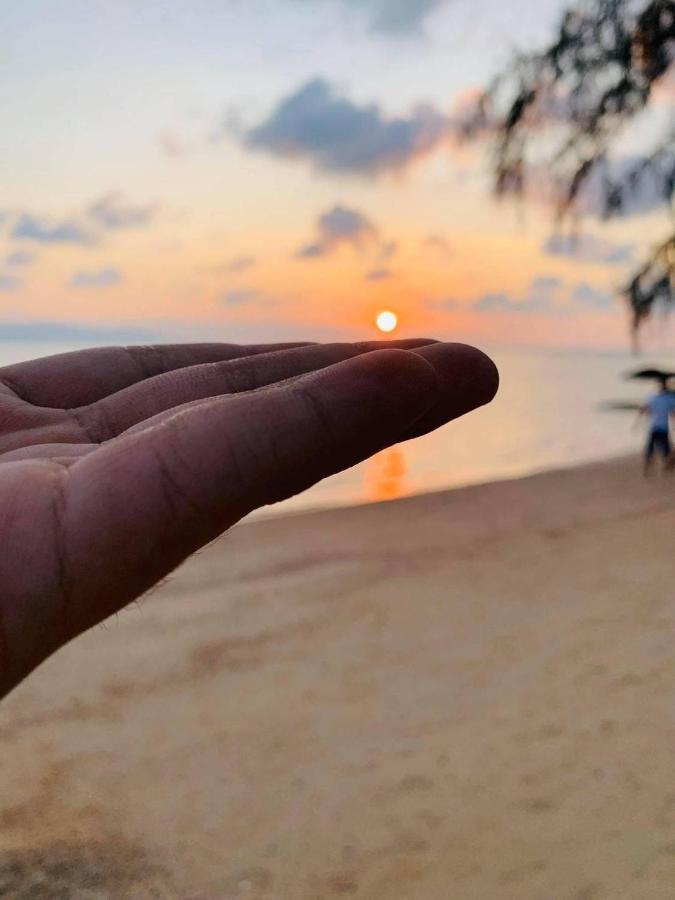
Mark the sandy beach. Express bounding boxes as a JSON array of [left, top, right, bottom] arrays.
[[1, 454, 675, 899]]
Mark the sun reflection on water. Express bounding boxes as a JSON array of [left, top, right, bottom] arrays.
[[364, 447, 409, 503]]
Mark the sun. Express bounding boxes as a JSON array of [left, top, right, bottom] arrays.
[[375, 310, 398, 334]]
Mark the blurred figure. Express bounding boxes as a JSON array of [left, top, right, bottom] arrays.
[[640, 378, 675, 476]]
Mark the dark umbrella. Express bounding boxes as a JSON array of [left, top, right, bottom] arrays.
[[625, 368, 675, 381]]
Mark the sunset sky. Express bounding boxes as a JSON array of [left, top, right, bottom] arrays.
[[2, 0, 672, 350]]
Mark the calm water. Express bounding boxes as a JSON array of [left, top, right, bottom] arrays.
[[0, 341, 668, 515], [292, 345, 672, 513]]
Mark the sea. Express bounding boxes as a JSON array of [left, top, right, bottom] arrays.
[[1, 340, 670, 516]]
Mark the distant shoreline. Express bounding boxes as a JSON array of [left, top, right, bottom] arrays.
[[258, 449, 639, 522]]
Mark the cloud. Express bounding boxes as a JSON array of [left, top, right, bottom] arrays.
[[427, 296, 461, 311], [0, 320, 153, 342], [5, 250, 35, 268], [297, 205, 379, 258], [532, 276, 562, 292], [222, 289, 261, 306], [378, 240, 398, 262], [475, 293, 550, 314], [543, 233, 636, 266], [571, 282, 614, 310], [317, 0, 446, 34], [474, 276, 563, 314], [424, 233, 452, 255], [12, 214, 93, 245], [358, 0, 444, 33], [244, 78, 450, 176], [471, 276, 615, 316], [0, 275, 21, 293], [7, 193, 157, 248], [0, 251, 34, 294], [87, 192, 157, 231], [365, 268, 392, 281], [225, 255, 257, 273], [69, 267, 122, 289], [157, 130, 190, 158]]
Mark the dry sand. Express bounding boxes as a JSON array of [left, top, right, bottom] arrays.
[[1, 455, 675, 899]]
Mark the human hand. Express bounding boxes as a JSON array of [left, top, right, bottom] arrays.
[[0, 340, 497, 697]]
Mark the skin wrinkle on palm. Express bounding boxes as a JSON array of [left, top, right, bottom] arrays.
[[0, 339, 498, 698]]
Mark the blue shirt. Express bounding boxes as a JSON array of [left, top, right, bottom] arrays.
[[646, 392, 675, 431]]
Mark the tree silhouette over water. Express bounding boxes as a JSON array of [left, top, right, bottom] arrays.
[[476, 0, 675, 340]]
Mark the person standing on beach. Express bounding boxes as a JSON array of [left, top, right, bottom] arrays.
[[641, 378, 675, 476]]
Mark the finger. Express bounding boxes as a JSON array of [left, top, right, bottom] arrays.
[[112, 339, 477, 442], [403, 343, 499, 439], [0, 342, 313, 408], [0, 444, 96, 463], [74, 340, 438, 442], [61, 349, 447, 633]]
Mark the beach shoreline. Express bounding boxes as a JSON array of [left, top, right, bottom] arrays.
[[2, 453, 675, 898], [253, 449, 639, 523]]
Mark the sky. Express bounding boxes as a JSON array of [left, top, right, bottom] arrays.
[[1, 0, 672, 351]]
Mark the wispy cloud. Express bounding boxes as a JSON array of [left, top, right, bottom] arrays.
[[543, 233, 636, 266], [474, 277, 564, 315], [378, 240, 398, 262], [571, 282, 614, 310], [222, 289, 261, 306], [0, 251, 34, 293], [297, 205, 379, 258], [243, 78, 450, 177], [69, 267, 122, 289], [87, 193, 157, 231], [5, 250, 35, 268], [471, 276, 615, 316], [353, 0, 445, 33], [0, 274, 21, 293], [426, 296, 461, 311], [365, 268, 392, 281], [7, 193, 158, 249], [156, 130, 190, 159], [225, 255, 257, 273], [12, 214, 93, 246], [423, 233, 452, 256], [305, 0, 446, 34]]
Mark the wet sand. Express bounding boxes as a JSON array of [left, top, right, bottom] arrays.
[[1, 455, 675, 898]]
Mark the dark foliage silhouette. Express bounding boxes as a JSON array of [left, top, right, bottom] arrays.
[[476, 0, 675, 340]]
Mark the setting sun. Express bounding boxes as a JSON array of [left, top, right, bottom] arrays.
[[376, 310, 398, 334]]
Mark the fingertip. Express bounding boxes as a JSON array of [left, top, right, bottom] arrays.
[[397, 342, 499, 440], [344, 348, 441, 409], [415, 342, 499, 407], [456, 343, 499, 406]]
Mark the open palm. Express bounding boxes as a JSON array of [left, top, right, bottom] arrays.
[[0, 339, 497, 697]]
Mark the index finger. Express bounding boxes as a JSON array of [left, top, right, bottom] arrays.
[[0, 339, 437, 410], [0, 342, 311, 408]]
